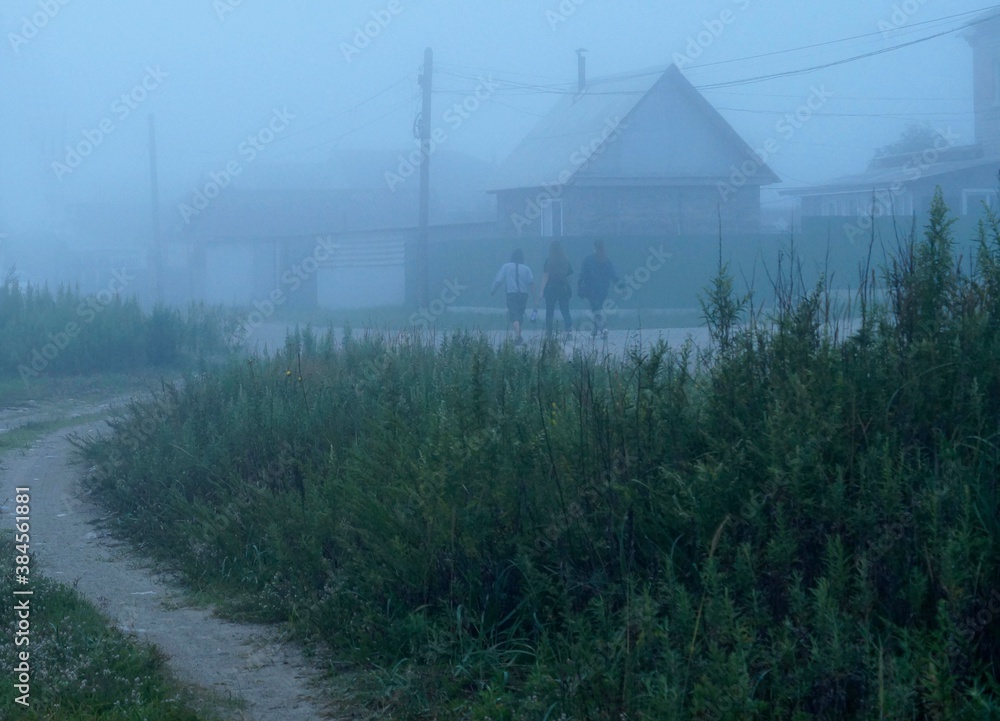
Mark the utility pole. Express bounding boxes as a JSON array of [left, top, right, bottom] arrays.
[[414, 47, 433, 308], [148, 114, 163, 305]]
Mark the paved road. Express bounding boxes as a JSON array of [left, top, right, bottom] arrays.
[[243, 322, 713, 359]]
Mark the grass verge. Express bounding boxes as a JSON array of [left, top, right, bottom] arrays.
[[0, 413, 109, 455], [0, 548, 219, 720]]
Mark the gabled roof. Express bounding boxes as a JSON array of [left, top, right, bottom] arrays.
[[964, 7, 1000, 42], [488, 63, 779, 192]]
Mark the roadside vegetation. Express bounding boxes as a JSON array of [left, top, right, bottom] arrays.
[[0, 278, 241, 718], [76, 189, 1000, 719], [0, 274, 238, 385], [0, 552, 218, 720]]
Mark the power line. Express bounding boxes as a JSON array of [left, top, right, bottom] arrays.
[[267, 92, 420, 161], [715, 106, 974, 119], [685, 5, 997, 73], [704, 90, 968, 102], [267, 73, 415, 147], [696, 20, 992, 90], [434, 5, 1000, 96], [267, 5, 1000, 162], [435, 61, 565, 84], [167, 74, 417, 158]]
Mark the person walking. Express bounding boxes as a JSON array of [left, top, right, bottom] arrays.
[[539, 240, 573, 339], [577, 239, 617, 338], [491, 248, 535, 345]]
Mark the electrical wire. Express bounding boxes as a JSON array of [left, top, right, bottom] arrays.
[[686, 5, 997, 73], [262, 5, 1000, 160], [266, 73, 415, 147], [697, 20, 993, 90], [267, 92, 420, 161], [431, 5, 1000, 96]]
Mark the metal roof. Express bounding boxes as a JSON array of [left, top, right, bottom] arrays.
[[780, 151, 1000, 197], [488, 63, 779, 192]]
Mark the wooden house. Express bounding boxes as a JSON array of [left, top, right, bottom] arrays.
[[489, 63, 780, 237]]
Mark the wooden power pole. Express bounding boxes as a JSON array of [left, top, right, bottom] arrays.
[[148, 114, 163, 305], [414, 47, 433, 308]]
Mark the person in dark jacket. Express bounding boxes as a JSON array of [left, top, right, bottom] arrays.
[[539, 240, 573, 339], [577, 239, 617, 337]]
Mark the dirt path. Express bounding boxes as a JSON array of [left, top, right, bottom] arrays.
[[0, 406, 341, 720]]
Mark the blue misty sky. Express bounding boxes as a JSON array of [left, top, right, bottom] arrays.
[[1, 0, 996, 231]]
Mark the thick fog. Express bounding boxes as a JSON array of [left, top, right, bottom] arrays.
[[0, 0, 994, 290]]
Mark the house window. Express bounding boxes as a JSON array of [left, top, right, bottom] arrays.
[[962, 188, 998, 215], [541, 198, 563, 237]]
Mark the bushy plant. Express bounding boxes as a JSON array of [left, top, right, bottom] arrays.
[[77, 191, 1000, 719], [0, 275, 236, 380]]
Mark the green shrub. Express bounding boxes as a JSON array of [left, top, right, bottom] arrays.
[[0, 275, 236, 381], [76, 190, 1000, 718]]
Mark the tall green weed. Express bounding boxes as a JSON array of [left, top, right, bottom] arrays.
[[0, 275, 237, 380], [77, 190, 1000, 719]]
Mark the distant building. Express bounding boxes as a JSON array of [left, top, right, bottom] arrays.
[[181, 187, 414, 308], [489, 62, 779, 237], [179, 150, 496, 309], [176, 64, 782, 311], [782, 10, 1000, 230]]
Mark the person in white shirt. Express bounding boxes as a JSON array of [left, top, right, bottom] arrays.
[[491, 248, 535, 345]]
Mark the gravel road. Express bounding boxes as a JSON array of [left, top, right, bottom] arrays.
[[0, 399, 341, 720]]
